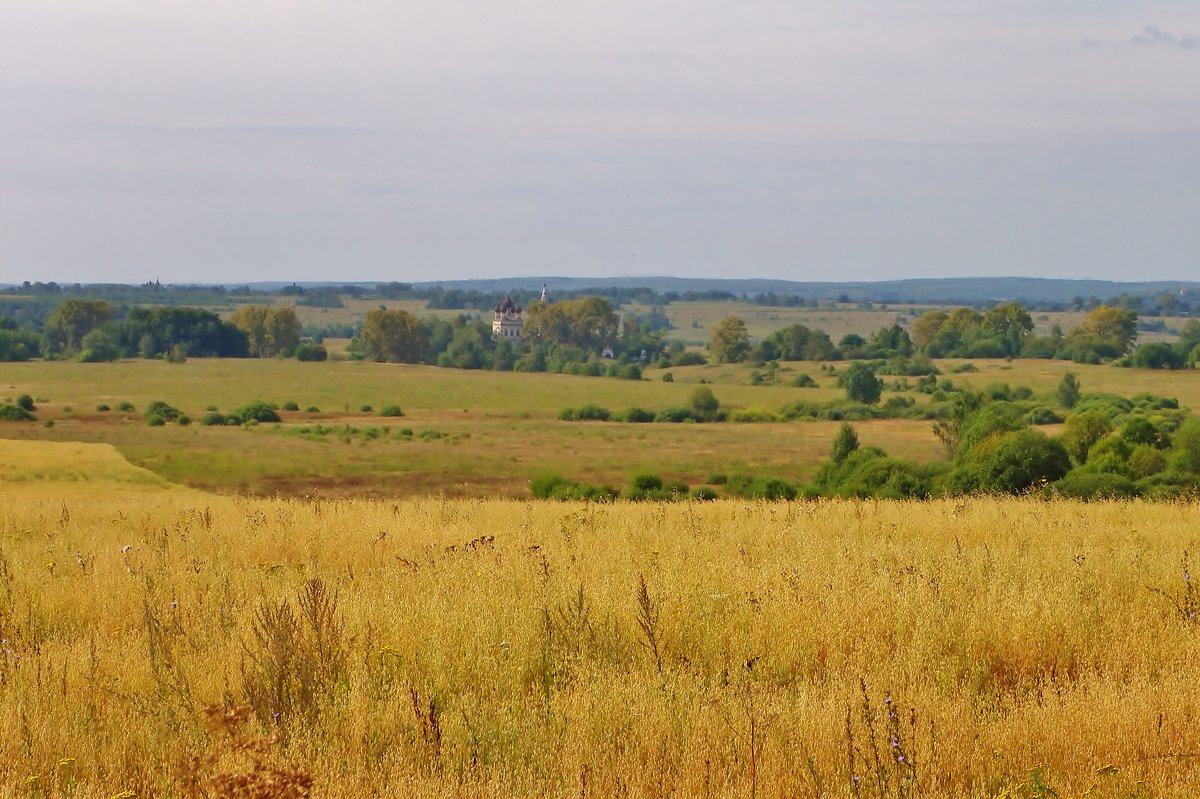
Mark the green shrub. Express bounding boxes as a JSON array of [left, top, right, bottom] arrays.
[[882, 396, 914, 411], [655, 407, 697, 423], [1073, 393, 1134, 421], [831, 422, 859, 465], [1050, 472, 1139, 500], [976, 429, 1071, 494], [231, 401, 282, 424], [838, 363, 883, 404], [295, 343, 328, 361], [630, 473, 664, 493], [1127, 445, 1167, 479], [305, 406, 321, 413], [724, 473, 797, 500], [664, 480, 689, 496], [96, 404, 111, 412], [282, 401, 301, 411], [689, 487, 719, 501], [984, 382, 1012, 401], [1121, 417, 1169, 449], [744, 477, 797, 500], [116, 402, 135, 412], [815, 447, 932, 499], [951, 363, 978, 373], [16, 394, 35, 411], [201, 412, 226, 426], [530, 472, 571, 499], [575, 405, 611, 421], [549, 482, 619, 501], [0, 404, 35, 421], [661, 372, 674, 383], [689, 386, 720, 420], [1136, 471, 1200, 500], [177, 414, 191, 426], [617, 407, 655, 423], [144, 400, 182, 424], [360, 405, 373, 413], [707, 473, 728, 485], [1029, 407, 1063, 425], [616, 364, 642, 380], [728, 407, 779, 423], [792, 374, 817, 388], [379, 405, 405, 418]]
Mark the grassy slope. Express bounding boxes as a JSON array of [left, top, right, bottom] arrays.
[[0, 439, 185, 497]]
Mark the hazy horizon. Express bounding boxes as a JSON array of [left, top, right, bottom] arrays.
[[4, 2, 1199, 285]]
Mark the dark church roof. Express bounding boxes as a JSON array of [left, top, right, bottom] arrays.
[[494, 296, 521, 314]]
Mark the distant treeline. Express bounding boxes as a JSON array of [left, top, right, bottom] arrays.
[[0, 296, 668, 380], [7, 278, 1198, 316], [707, 303, 1200, 369]]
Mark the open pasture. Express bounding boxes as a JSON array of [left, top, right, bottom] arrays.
[[2, 357, 1199, 498], [0, 358, 860, 499], [0, 492, 1197, 797], [657, 302, 920, 346]]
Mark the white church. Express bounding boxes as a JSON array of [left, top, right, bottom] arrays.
[[491, 284, 548, 341]]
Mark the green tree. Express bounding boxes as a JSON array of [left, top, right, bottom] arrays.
[[1061, 411, 1112, 464], [982, 302, 1034, 356], [1065, 305, 1138, 359], [831, 422, 859, 464], [689, 386, 720, 420], [762, 324, 837, 361], [265, 307, 302, 356], [1056, 372, 1081, 409], [46, 299, 115, 351], [523, 296, 619, 351], [360, 309, 427, 362], [910, 310, 948, 350], [707, 317, 751, 363], [229, 305, 270, 355], [838, 363, 883, 404], [977, 429, 1071, 494], [231, 305, 302, 357], [932, 391, 984, 457]]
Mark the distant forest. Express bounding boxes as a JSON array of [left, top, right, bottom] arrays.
[[3, 276, 1198, 373], [4, 275, 1200, 322]]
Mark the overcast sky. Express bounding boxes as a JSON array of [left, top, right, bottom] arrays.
[[2, 1, 1199, 285]]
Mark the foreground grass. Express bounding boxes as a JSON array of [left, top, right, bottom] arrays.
[[1, 493, 1197, 797]]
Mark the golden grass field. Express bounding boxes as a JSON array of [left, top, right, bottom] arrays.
[[0, 462, 1197, 798]]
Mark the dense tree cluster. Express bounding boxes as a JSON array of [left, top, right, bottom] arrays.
[[229, 306, 303, 357], [809, 382, 1200, 500], [348, 298, 660, 379]]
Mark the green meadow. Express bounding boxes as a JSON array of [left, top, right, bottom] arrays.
[[3, 355, 1198, 498]]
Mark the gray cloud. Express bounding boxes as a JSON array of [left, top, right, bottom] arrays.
[[1084, 25, 1199, 50], [1133, 25, 1199, 49]]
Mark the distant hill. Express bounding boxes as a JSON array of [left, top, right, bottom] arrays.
[[7, 276, 1198, 306], [396, 276, 1198, 305]]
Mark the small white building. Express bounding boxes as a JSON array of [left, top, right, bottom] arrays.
[[491, 296, 524, 341]]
